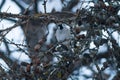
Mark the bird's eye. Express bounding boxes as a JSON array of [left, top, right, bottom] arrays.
[[58, 24, 63, 30]]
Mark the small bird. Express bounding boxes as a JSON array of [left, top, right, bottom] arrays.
[[55, 24, 71, 45]]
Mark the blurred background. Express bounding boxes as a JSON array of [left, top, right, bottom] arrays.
[[0, 0, 120, 80]]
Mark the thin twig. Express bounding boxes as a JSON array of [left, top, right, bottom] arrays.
[[0, 20, 28, 32], [0, 12, 30, 19], [47, 68, 57, 80], [0, 6, 10, 22], [5, 38, 29, 55], [43, 0, 47, 13], [5, 38, 28, 47], [3, 38, 11, 56], [23, 2, 33, 15]]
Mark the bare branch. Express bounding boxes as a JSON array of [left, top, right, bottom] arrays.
[[43, 0, 47, 13]]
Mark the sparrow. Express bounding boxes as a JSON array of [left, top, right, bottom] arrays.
[[55, 24, 71, 48]]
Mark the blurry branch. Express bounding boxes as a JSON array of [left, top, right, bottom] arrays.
[[5, 38, 29, 55], [6, 38, 28, 47], [61, 0, 92, 11], [0, 20, 28, 32], [0, 20, 28, 46], [43, 0, 47, 13], [0, 65, 5, 74], [47, 68, 57, 80], [3, 38, 11, 56], [0, 12, 30, 19], [0, 0, 5, 11], [94, 62, 103, 80], [12, 0, 25, 12], [0, 12, 77, 24], [80, 0, 85, 9], [62, 0, 79, 11], [33, 0, 39, 13], [0, 51, 13, 69]]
